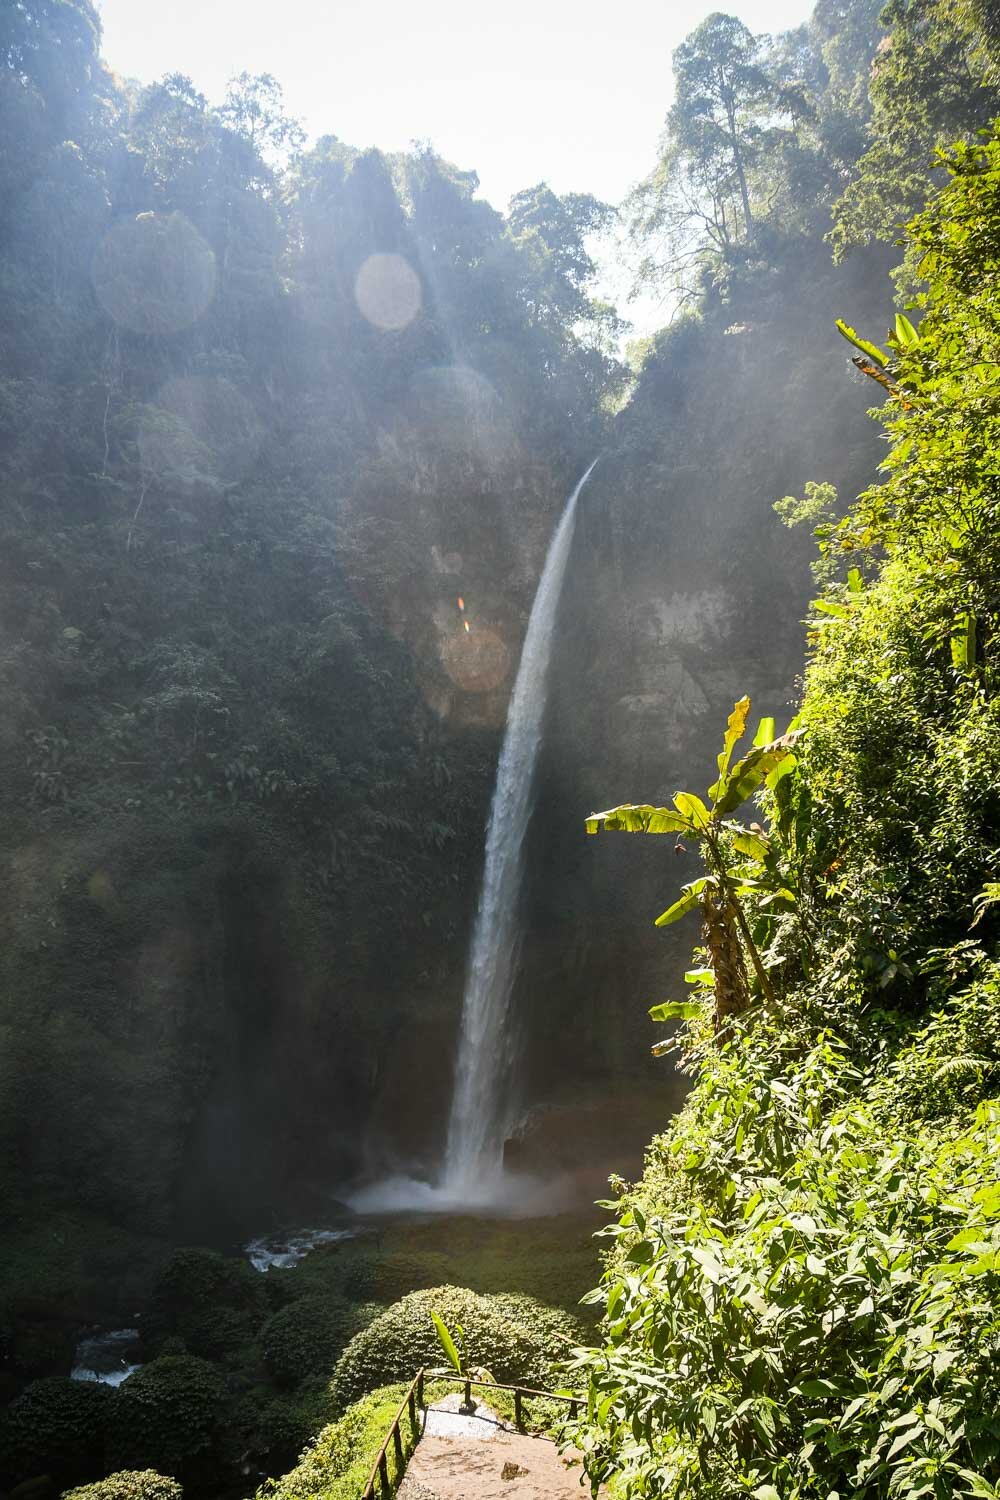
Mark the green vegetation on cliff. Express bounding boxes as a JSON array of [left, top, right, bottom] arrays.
[[570, 118, 1000, 1500]]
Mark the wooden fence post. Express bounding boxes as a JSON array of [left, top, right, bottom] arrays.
[[514, 1389, 523, 1430]]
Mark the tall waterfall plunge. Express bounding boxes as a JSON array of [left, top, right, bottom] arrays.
[[442, 460, 598, 1197]]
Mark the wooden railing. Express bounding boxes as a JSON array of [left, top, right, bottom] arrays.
[[360, 1367, 581, 1500]]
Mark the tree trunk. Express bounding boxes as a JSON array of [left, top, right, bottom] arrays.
[[703, 886, 749, 1031], [725, 95, 754, 238]]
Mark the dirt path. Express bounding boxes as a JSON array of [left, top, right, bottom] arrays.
[[397, 1396, 596, 1500]]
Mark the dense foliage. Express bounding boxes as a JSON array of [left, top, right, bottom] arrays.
[[570, 123, 1000, 1500], [260, 1296, 374, 1388]]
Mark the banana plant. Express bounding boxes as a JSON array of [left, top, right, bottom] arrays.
[[586, 697, 802, 1032], [430, 1310, 495, 1401]]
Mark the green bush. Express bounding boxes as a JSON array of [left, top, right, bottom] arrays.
[[570, 1039, 1000, 1498], [145, 1249, 266, 1361], [63, 1470, 183, 1500], [0, 1377, 113, 1488], [263, 1249, 450, 1310], [329, 1285, 581, 1408], [260, 1296, 376, 1387], [106, 1357, 223, 1480]]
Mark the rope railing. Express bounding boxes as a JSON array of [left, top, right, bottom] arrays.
[[360, 1367, 581, 1500]]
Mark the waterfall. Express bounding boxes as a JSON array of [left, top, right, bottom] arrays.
[[442, 460, 598, 1196]]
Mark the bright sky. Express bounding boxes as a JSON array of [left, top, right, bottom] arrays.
[[96, 0, 813, 212]]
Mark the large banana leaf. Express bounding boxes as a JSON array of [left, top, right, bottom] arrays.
[[711, 731, 803, 815], [654, 877, 707, 927], [716, 696, 750, 779], [836, 318, 889, 367], [649, 1000, 703, 1021], [674, 791, 710, 828], [586, 804, 690, 835]]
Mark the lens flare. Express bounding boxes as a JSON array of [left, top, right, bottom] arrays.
[[354, 252, 421, 331], [440, 625, 510, 694], [92, 211, 216, 334]]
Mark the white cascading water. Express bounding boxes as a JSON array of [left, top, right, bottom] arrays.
[[442, 459, 598, 1197]]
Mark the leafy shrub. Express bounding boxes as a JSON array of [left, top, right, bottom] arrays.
[[264, 1249, 450, 1310], [106, 1356, 223, 1480], [145, 1249, 266, 1361], [329, 1285, 581, 1408], [63, 1471, 183, 1500], [877, 960, 1000, 1122], [0, 1377, 113, 1487], [260, 1296, 377, 1387], [569, 1037, 1000, 1498], [154, 1338, 186, 1358]]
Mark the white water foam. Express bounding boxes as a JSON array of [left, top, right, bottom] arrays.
[[244, 1226, 355, 1272], [71, 1327, 141, 1386]]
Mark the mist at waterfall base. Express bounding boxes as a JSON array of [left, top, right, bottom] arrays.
[[348, 462, 599, 1218]]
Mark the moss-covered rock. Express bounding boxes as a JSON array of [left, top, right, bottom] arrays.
[[0, 1377, 114, 1488], [62, 1471, 183, 1500], [106, 1357, 223, 1481], [329, 1285, 582, 1409]]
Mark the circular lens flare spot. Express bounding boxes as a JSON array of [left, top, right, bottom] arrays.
[[354, 252, 421, 331], [93, 212, 216, 334], [440, 625, 510, 694]]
